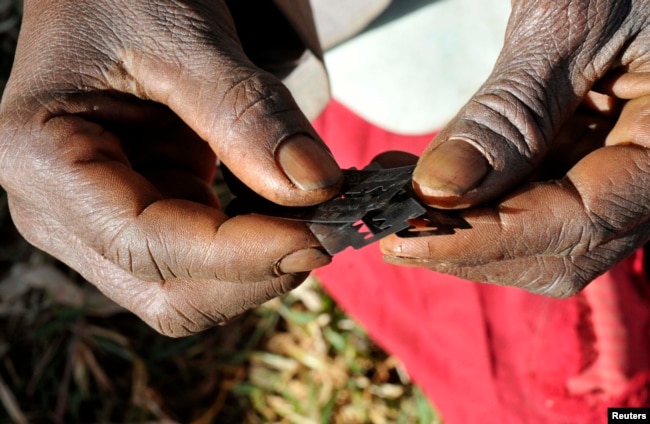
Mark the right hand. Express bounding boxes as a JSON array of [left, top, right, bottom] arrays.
[[0, 0, 342, 336], [382, 0, 650, 298]]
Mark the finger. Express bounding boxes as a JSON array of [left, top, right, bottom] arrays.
[[370, 151, 418, 168], [144, 169, 220, 208], [413, 1, 633, 209], [8, 0, 342, 207], [594, 71, 650, 100], [531, 108, 613, 181], [606, 96, 650, 148], [33, 116, 330, 283], [383, 145, 650, 297], [7, 198, 309, 337], [110, 112, 221, 207], [115, 3, 342, 206]]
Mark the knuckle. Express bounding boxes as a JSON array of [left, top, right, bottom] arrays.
[[103, 221, 171, 282], [139, 293, 224, 338], [523, 255, 604, 298], [4, 197, 47, 249], [467, 84, 548, 166], [0, 114, 35, 190], [529, 274, 587, 298], [219, 70, 295, 129], [438, 256, 594, 298]]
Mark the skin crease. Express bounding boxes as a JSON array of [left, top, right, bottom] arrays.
[[0, 0, 343, 337], [383, 0, 650, 297]]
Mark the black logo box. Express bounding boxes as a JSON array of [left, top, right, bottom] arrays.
[[608, 408, 650, 423]]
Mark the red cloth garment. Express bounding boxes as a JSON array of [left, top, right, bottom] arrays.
[[312, 100, 650, 424]]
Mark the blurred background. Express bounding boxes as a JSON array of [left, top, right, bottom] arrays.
[[0, 1, 441, 422]]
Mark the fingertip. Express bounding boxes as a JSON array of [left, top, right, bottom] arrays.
[[379, 233, 424, 261], [413, 138, 490, 209], [275, 247, 332, 275], [371, 151, 418, 168], [276, 134, 343, 192]]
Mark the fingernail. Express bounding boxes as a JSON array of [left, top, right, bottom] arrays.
[[414, 138, 490, 198], [277, 248, 331, 274], [277, 135, 342, 191]]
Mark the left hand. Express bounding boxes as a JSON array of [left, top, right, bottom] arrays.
[[0, 0, 341, 336], [381, 0, 650, 297]]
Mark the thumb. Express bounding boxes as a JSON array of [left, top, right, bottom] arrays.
[[117, 3, 342, 206], [413, 1, 632, 209]]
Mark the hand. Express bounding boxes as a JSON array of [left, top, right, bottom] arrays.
[[0, 0, 342, 336], [382, 0, 650, 297]]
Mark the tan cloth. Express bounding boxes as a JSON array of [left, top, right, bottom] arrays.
[[308, 0, 391, 50], [270, 0, 330, 120], [271, 0, 392, 120]]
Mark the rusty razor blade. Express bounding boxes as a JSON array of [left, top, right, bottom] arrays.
[[225, 165, 470, 255]]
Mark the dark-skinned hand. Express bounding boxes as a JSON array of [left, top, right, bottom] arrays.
[[0, 0, 342, 336], [382, 0, 650, 297]]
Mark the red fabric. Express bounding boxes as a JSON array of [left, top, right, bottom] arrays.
[[312, 100, 650, 424]]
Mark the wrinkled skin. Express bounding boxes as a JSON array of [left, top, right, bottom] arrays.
[[383, 0, 650, 297], [0, 0, 343, 336], [4, 0, 650, 337]]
